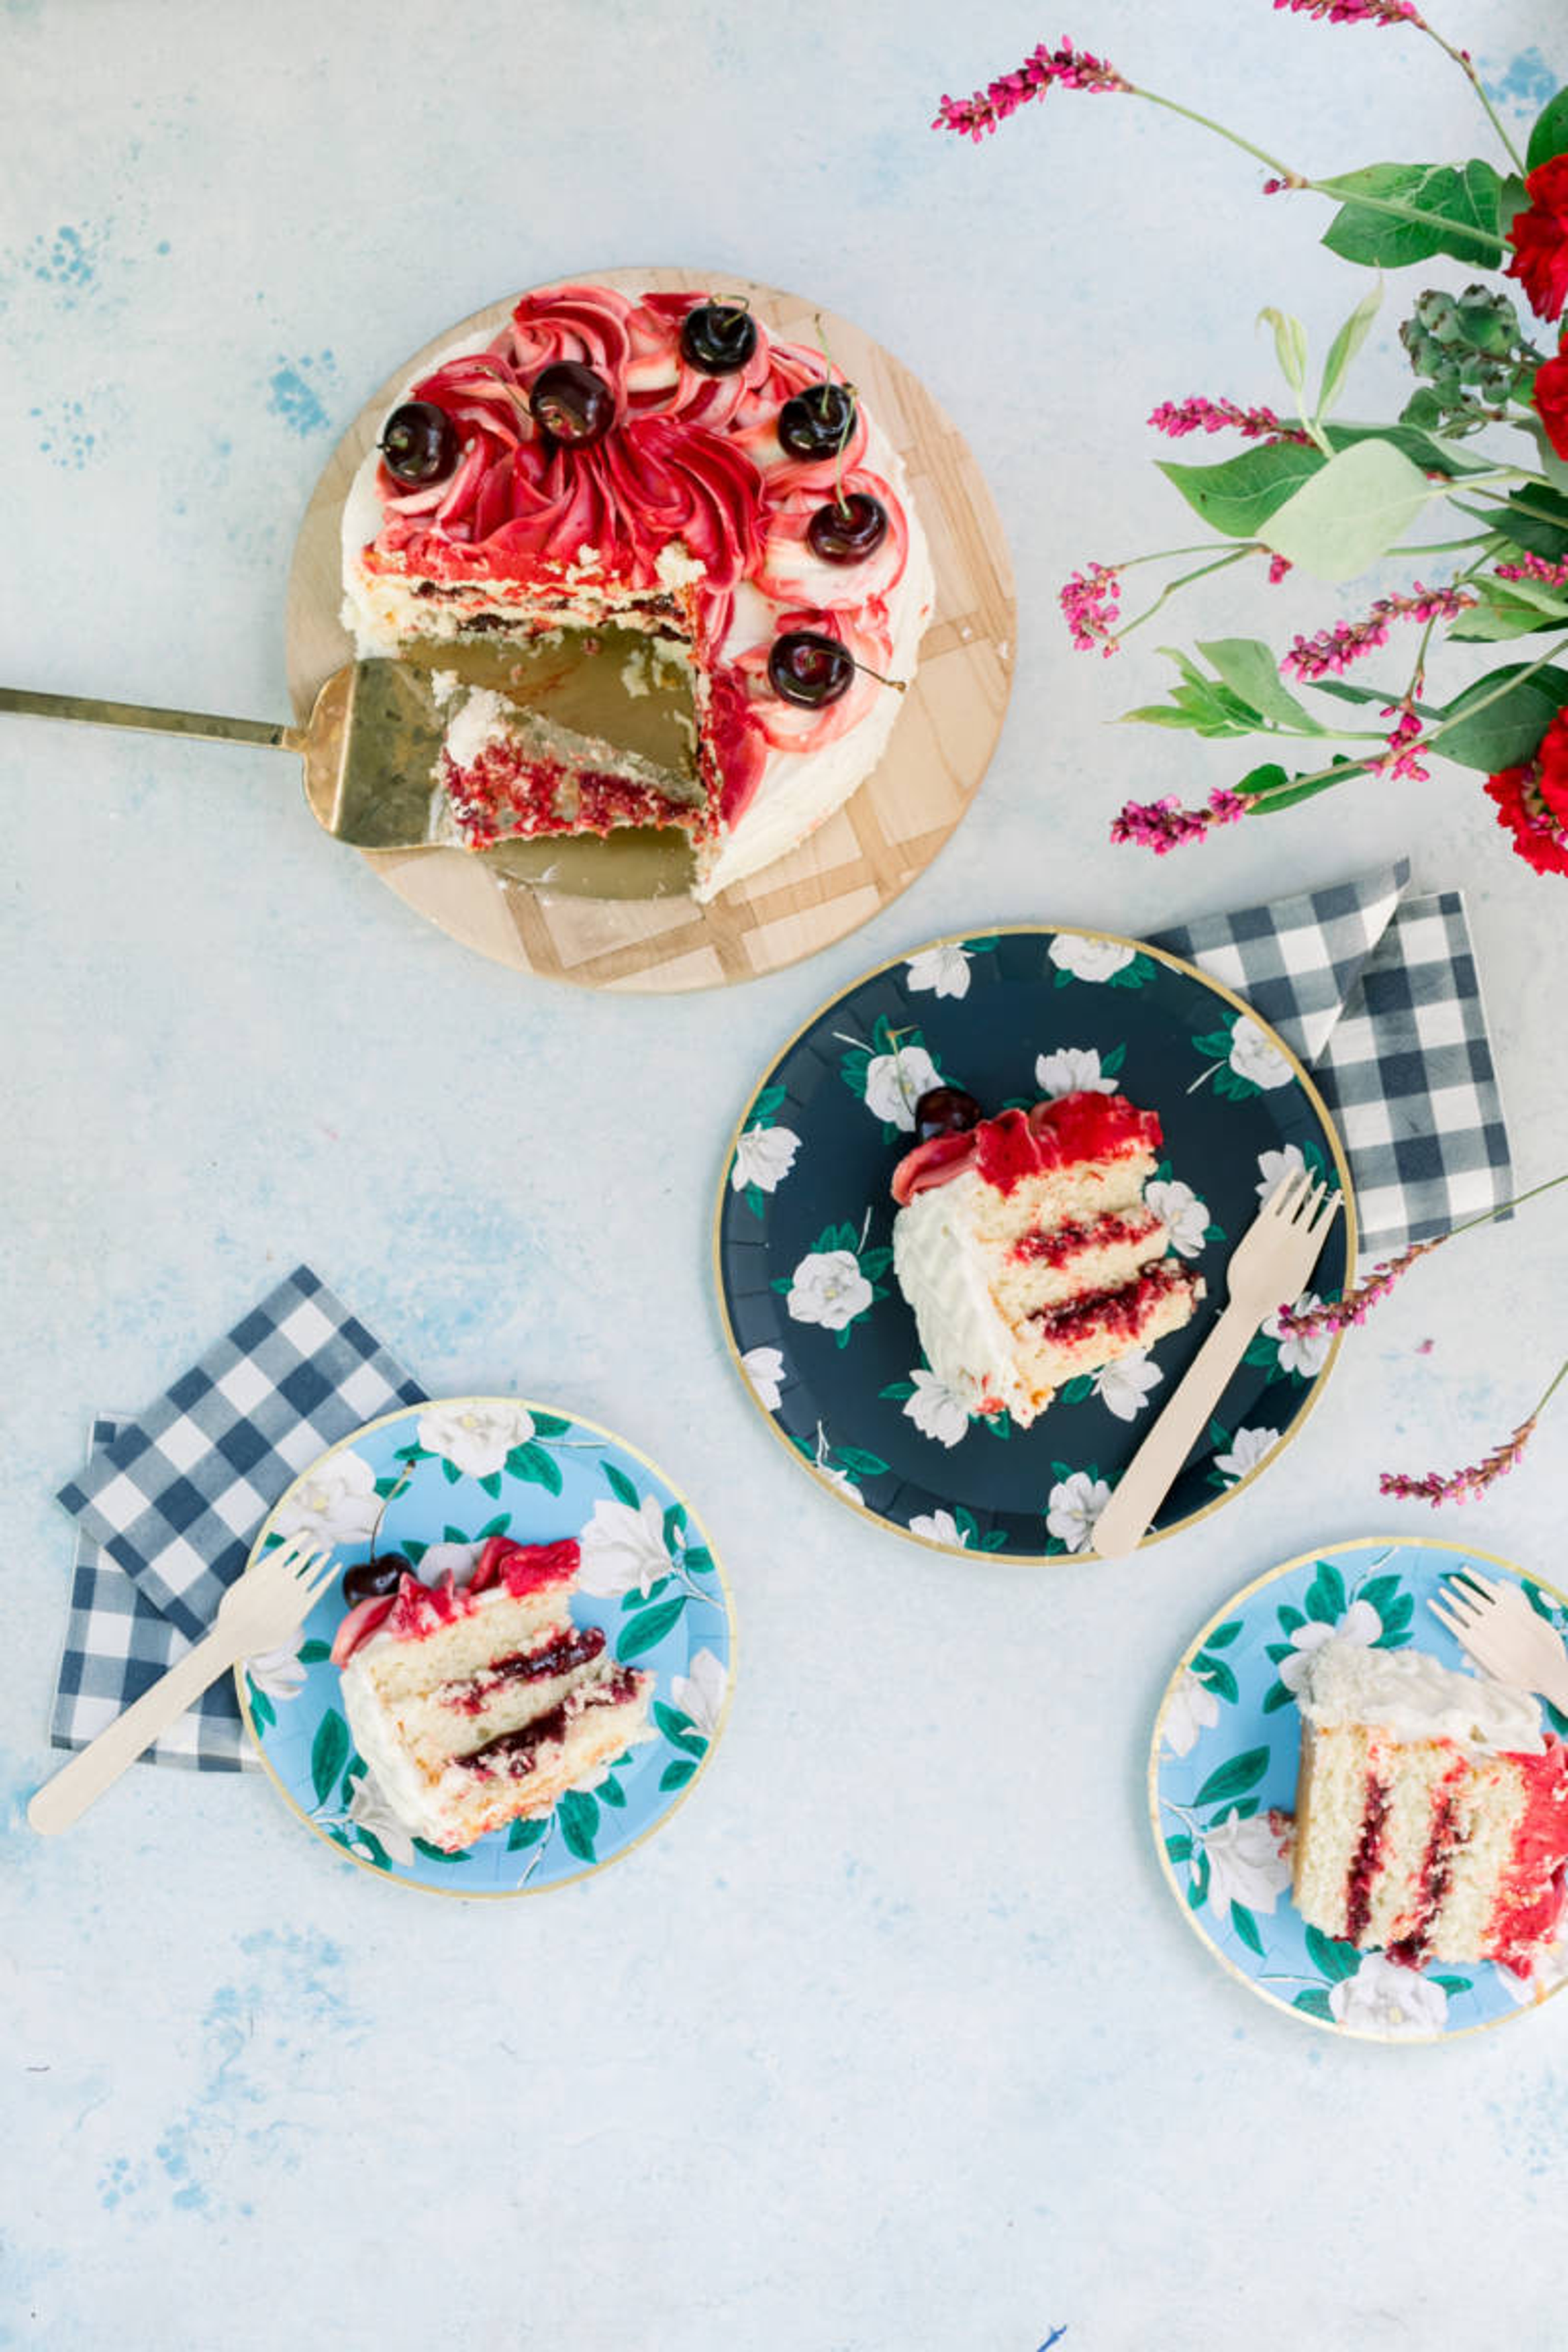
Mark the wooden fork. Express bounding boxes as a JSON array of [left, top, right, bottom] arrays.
[[28, 1533, 336, 1834], [1428, 1570, 1568, 1712], [1091, 1170, 1343, 1558]]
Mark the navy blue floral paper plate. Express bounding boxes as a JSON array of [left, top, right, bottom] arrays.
[[713, 926, 1355, 1560]]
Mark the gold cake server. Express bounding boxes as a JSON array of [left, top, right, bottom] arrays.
[[0, 628, 701, 899]]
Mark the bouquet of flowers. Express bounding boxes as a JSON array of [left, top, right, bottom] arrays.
[[936, 4, 1568, 878]]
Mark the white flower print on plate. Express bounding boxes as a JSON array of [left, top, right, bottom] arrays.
[[1045, 1470, 1110, 1552], [740, 1345, 786, 1412], [669, 1648, 727, 1739], [1276, 1595, 1381, 1695], [417, 1400, 535, 1481], [905, 943, 972, 1000], [1035, 1044, 1118, 1098], [732, 1123, 801, 1195], [909, 1506, 967, 1547], [1091, 1351, 1163, 1422], [1264, 1296, 1333, 1379], [1212, 1426, 1281, 1485], [1047, 934, 1135, 984], [1200, 1813, 1293, 1915], [1161, 1669, 1221, 1758], [786, 1249, 873, 1334], [245, 1630, 310, 1706], [273, 1448, 381, 1546], [900, 1368, 971, 1449], [864, 1043, 942, 1131], [1229, 1016, 1294, 1092], [575, 1494, 671, 1599], [347, 1769, 417, 1870], [1330, 1953, 1449, 2039], [1144, 1177, 1212, 1261]]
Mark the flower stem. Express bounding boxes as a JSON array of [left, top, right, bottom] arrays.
[[1443, 1168, 1568, 1243], [1127, 85, 1297, 180], [1118, 543, 1256, 637], [1414, 20, 1526, 173]]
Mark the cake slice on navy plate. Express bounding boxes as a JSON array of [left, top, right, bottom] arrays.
[[890, 1087, 1205, 1430]]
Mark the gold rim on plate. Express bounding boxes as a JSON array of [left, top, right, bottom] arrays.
[[1146, 1534, 1568, 2043], [234, 1395, 737, 1901], [711, 921, 1357, 1564]]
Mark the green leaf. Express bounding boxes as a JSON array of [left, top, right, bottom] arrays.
[[1294, 1986, 1335, 2021], [1305, 675, 1442, 717], [1260, 439, 1434, 584], [1527, 88, 1568, 174], [372, 1473, 403, 1499], [659, 1757, 699, 1793], [310, 1708, 350, 1807], [557, 1790, 599, 1863], [837, 1446, 889, 1479], [1359, 1574, 1401, 1615], [1229, 1900, 1266, 1958], [1059, 1374, 1096, 1405], [880, 1380, 916, 1401], [1193, 637, 1322, 732], [1278, 1604, 1306, 1633], [653, 1700, 706, 1755], [603, 1460, 640, 1509], [441, 1457, 459, 1484], [1431, 1974, 1473, 1997], [1261, 1679, 1295, 1715], [1324, 419, 1495, 478], [1459, 486, 1568, 563], [1206, 1619, 1243, 1650], [1259, 304, 1310, 404], [507, 1815, 549, 1851], [478, 1472, 502, 1500], [1195, 1746, 1270, 1809], [622, 1575, 670, 1609], [402, 1539, 427, 1567], [248, 1682, 276, 1732], [1157, 441, 1325, 538], [1432, 663, 1568, 771], [599, 1774, 626, 1808], [1524, 1580, 1557, 1621], [1319, 158, 1504, 269], [1305, 1923, 1362, 1982], [1450, 583, 1568, 643], [681, 1544, 715, 1577], [1165, 1833, 1193, 1863], [1101, 1042, 1127, 1078], [1194, 1656, 1239, 1706], [662, 1502, 686, 1550], [298, 1639, 331, 1664], [1316, 278, 1382, 423], [530, 1411, 571, 1438], [1188, 1847, 1211, 1911], [617, 1595, 687, 1661], [1305, 1559, 1348, 1624]]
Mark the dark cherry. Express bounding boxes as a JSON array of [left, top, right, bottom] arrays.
[[913, 1087, 983, 1143], [777, 381, 856, 459], [379, 401, 459, 486], [680, 301, 758, 376], [767, 629, 855, 709], [806, 492, 889, 565], [342, 1554, 410, 1608], [529, 361, 615, 446]]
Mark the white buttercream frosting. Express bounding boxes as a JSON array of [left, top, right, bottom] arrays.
[[1299, 1633, 1545, 1755], [892, 1168, 1024, 1421]]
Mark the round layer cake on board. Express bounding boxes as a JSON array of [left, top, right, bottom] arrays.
[[286, 267, 1014, 993]]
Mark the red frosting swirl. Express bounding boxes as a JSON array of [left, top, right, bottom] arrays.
[[891, 1093, 1163, 1206]]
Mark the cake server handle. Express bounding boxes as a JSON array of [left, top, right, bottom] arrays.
[[1089, 1303, 1263, 1559], [0, 685, 304, 753]]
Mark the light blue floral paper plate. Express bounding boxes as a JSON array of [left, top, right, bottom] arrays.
[[234, 1397, 733, 1898], [1150, 1537, 1568, 2042]]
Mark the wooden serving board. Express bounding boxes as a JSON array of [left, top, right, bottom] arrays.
[[285, 267, 1015, 993]]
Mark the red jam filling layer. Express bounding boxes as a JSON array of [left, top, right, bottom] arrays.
[[891, 1092, 1162, 1205], [1386, 1773, 1465, 1969], [458, 1668, 645, 1779], [1028, 1260, 1192, 1347], [445, 1625, 607, 1716], [1343, 1775, 1392, 1945], [442, 746, 703, 849], [1011, 1207, 1161, 1268]]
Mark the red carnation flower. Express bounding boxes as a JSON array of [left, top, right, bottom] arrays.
[[1506, 154, 1568, 323], [1534, 352, 1568, 460], [1485, 708, 1568, 877]]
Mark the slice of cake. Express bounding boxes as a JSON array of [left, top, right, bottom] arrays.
[[341, 280, 933, 900], [1294, 1635, 1568, 1975], [330, 1536, 652, 1853], [890, 1091, 1204, 1428]]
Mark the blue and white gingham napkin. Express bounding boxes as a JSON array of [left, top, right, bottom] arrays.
[[51, 1266, 425, 1769], [1151, 861, 1512, 1257]]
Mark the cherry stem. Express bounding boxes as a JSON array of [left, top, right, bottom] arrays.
[[854, 655, 907, 695]]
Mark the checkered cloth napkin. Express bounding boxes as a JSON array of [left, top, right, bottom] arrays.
[[51, 1266, 425, 1770], [1151, 860, 1512, 1257]]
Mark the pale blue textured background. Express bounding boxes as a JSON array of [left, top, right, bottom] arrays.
[[4, 4, 1566, 2345]]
